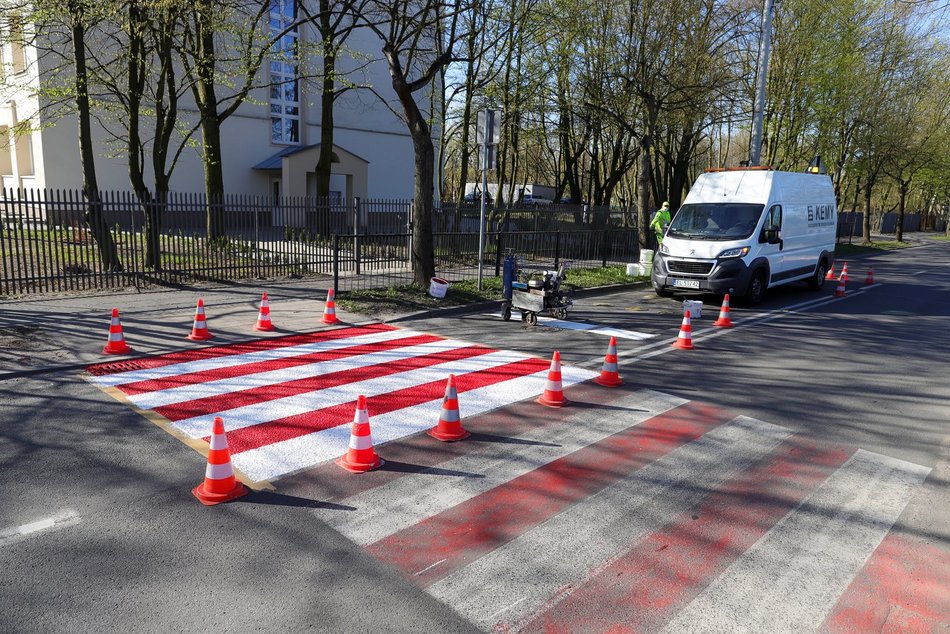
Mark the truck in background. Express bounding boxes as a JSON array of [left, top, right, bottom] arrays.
[[651, 167, 837, 305]]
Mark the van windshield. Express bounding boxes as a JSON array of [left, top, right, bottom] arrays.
[[667, 203, 764, 240]]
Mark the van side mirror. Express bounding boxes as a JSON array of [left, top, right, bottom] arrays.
[[763, 228, 781, 244]]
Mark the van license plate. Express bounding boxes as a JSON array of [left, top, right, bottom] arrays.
[[672, 279, 700, 289]]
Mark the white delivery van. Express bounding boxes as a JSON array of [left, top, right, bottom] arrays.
[[651, 167, 837, 305]]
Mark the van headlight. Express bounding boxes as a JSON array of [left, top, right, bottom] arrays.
[[717, 246, 750, 259], [659, 243, 670, 255]]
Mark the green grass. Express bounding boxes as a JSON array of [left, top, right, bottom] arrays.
[[835, 240, 914, 256], [336, 265, 648, 317]]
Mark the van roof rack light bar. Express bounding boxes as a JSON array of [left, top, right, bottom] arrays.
[[704, 166, 774, 173]]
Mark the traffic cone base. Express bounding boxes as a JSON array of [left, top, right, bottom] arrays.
[[428, 427, 470, 442], [322, 289, 340, 324], [187, 299, 214, 340], [103, 308, 132, 354], [593, 337, 623, 387], [538, 351, 568, 407], [428, 375, 470, 441], [193, 417, 248, 506], [337, 453, 384, 473], [254, 292, 275, 331], [672, 310, 695, 350], [713, 293, 734, 328], [192, 480, 248, 506]]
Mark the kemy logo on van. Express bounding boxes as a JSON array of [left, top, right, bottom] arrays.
[[808, 204, 836, 227]]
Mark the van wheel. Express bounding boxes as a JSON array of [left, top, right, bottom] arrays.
[[744, 270, 766, 306], [808, 262, 827, 291]]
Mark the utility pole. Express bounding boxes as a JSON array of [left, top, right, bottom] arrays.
[[750, 0, 775, 166], [476, 108, 499, 290]]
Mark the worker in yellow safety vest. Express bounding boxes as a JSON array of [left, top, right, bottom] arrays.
[[650, 201, 672, 247]]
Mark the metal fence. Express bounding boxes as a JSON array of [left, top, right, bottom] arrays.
[[0, 188, 637, 296]]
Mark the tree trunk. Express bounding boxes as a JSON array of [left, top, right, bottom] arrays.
[[316, 47, 336, 198], [863, 181, 874, 244], [201, 113, 226, 240], [637, 132, 653, 249], [896, 179, 908, 243], [71, 2, 122, 272]]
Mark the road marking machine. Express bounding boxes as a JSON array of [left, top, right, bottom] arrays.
[[501, 252, 573, 325]]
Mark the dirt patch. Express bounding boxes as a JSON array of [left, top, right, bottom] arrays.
[[0, 325, 77, 369]]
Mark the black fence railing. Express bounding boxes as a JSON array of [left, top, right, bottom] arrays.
[[0, 189, 638, 296]]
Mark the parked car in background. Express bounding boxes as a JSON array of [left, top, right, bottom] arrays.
[[521, 194, 553, 206]]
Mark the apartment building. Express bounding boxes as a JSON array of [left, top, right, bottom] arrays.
[[0, 3, 423, 203]]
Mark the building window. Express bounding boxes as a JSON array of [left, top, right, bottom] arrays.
[[9, 16, 27, 75], [269, 0, 299, 144]]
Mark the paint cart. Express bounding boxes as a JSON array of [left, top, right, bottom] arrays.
[[500, 252, 573, 325]]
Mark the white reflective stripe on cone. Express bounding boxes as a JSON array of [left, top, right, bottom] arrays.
[[208, 433, 229, 451], [441, 409, 460, 423], [205, 461, 235, 480], [108, 333, 124, 341], [349, 434, 375, 451]]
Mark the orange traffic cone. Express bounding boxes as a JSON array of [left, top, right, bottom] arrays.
[[594, 337, 623, 387], [338, 395, 384, 473], [672, 310, 695, 350], [192, 416, 248, 506], [865, 266, 875, 285], [713, 293, 734, 328], [538, 351, 568, 407], [841, 261, 849, 277], [834, 272, 847, 297], [825, 264, 836, 281], [321, 289, 340, 325], [428, 374, 470, 441], [254, 292, 275, 331], [187, 298, 214, 340], [102, 308, 132, 354]]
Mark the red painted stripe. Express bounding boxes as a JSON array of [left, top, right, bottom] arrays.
[[519, 438, 852, 634], [821, 531, 950, 633], [365, 401, 735, 587], [117, 333, 440, 397], [225, 356, 550, 454], [85, 324, 396, 375], [156, 343, 492, 423]]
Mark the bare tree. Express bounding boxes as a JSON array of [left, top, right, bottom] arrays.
[[358, 0, 470, 286]]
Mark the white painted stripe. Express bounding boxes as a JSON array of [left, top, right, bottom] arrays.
[[349, 434, 375, 451], [428, 416, 792, 631], [89, 328, 416, 386], [171, 349, 536, 439], [317, 390, 687, 544], [232, 365, 598, 482], [204, 462, 235, 480], [0, 511, 80, 545], [660, 449, 930, 634], [128, 338, 471, 409], [500, 314, 656, 341]]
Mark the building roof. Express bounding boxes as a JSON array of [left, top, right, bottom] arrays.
[[252, 144, 370, 170]]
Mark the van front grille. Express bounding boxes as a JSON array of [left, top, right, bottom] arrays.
[[668, 260, 713, 275]]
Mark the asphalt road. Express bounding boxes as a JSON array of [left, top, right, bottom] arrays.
[[0, 238, 947, 631]]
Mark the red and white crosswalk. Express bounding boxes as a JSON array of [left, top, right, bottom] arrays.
[[302, 389, 945, 633], [85, 326, 948, 631], [85, 324, 597, 482]]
